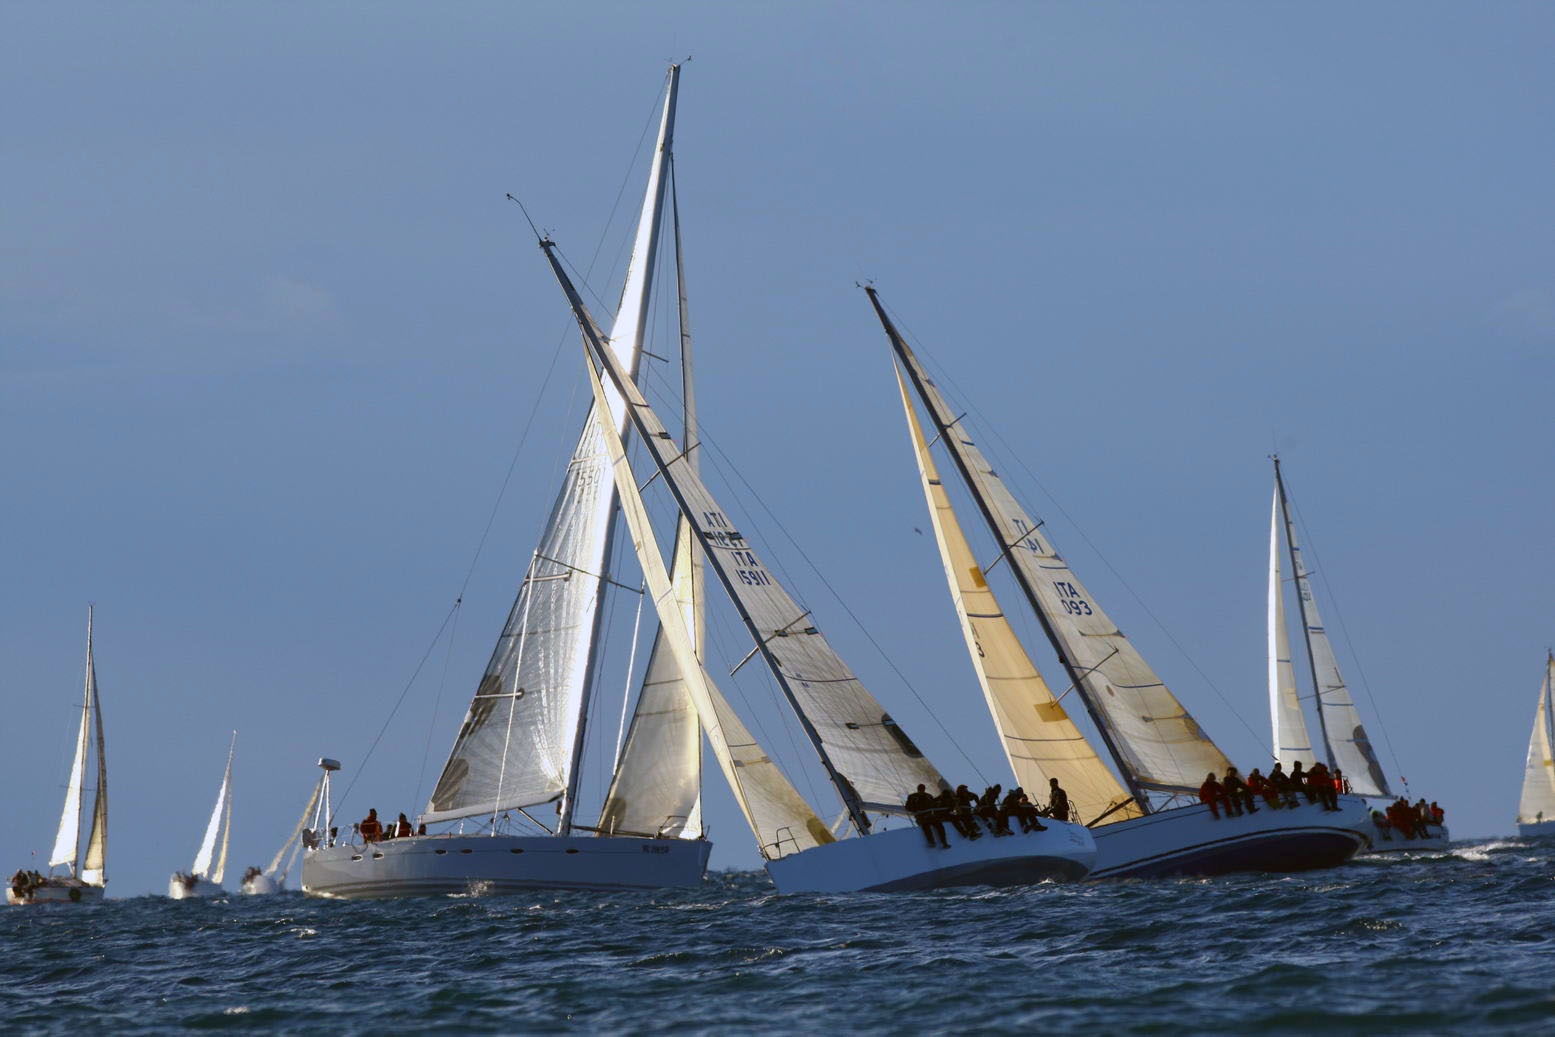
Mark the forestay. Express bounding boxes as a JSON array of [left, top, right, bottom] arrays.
[[549, 244, 946, 829], [896, 369, 1137, 825], [1269, 487, 1314, 768], [426, 68, 681, 826], [584, 348, 831, 857], [1274, 464, 1391, 796], [877, 292, 1229, 796], [1518, 654, 1555, 825]]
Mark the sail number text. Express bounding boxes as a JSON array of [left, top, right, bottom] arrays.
[[1054, 580, 1094, 616], [702, 510, 774, 587]]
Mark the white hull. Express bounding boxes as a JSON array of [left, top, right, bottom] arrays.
[[240, 874, 281, 895], [763, 820, 1095, 893], [1362, 825, 1451, 853], [1519, 820, 1555, 838], [301, 833, 711, 899], [6, 880, 104, 906], [1089, 795, 1372, 880], [168, 875, 225, 899]]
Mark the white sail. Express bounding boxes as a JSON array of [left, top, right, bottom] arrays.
[[49, 608, 95, 872], [194, 735, 235, 879], [1274, 463, 1390, 796], [585, 349, 831, 856], [551, 246, 946, 829], [80, 633, 108, 886], [268, 777, 324, 878], [876, 293, 1229, 796], [1518, 654, 1555, 825], [600, 161, 704, 841], [896, 368, 1137, 824], [1268, 487, 1313, 768], [426, 68, 681, 827]]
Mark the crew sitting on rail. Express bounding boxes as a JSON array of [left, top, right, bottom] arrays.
[[1199, 772, 1228, 819], [1223, 767, 1257, 815], [1307, 762, 1340, 811], [1247, 768, 1282, 810], [978, 785, 1013, 836], [905, 784, 950, 848], [1430, 802, 1445, 826], [395, 812, 413, 838], [1046, 777, 1071, 823], [1003, 787, 1046, 833], [953, 785, 982, 840], [358, 808, 383, 843], [1267, 763, 1302, 807]]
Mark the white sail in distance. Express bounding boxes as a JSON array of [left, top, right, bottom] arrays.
[[896, 367, 1137, 825], [547, 243, 946, 831], [872, 289, 1229, 798], [1518, 653, 1555, 825], [194, 734, 236, 880], [426, 66, 682, 827], [50, 607, 98, 873], [583, 344, 832, 856], [1269, 486, 1314, 768], [1273, 460, 1391, 796], [268, 777, 324, 879]]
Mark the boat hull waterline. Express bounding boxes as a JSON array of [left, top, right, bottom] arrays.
[[168, 876, 225, 899], [240, 874, 281, 895], [5, 880, 105, 906], [1518, 820, 1555, 838], [1088, 796, 1372, 880], [763, 822, 1095, 894], [301, 834, 712, 899]]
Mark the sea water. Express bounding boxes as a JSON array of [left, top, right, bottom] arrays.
[[3, 838, 1551, 1034]]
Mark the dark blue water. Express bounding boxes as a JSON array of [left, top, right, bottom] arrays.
[[4, 839, 1552, 1034]]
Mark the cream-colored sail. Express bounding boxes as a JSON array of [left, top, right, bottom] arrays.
[[267, 777, 323, 879], [897, 369, 1136, 825], [1268, 487, 1313, 768], [1518, 653, 1555, 826], [80, 641, 108, 885], [213, 788, 232, 885], [585, 350, 830, 857]]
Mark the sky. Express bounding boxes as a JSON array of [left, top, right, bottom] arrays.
[[4, 3, 1553, 897]]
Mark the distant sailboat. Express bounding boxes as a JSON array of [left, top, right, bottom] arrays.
[[867, 288, 1372, 879], [241, 774, 324, 895], [170, 733, 235, 899], [302, 65, 710, 898], [1516, 652, 1555, 837], [7, 608, 108, 906], [1268, 457, 1450, 852], [544, 241, 1097, 892]]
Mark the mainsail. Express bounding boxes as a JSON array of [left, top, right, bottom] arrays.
[[1517, 653, 1555, 825], [50, 607, 99, 875], [1268, 486, 1313, 768], [548, 243, 946, 832], [872, 289, 1229, 799], [194, 734, 235, 880], [1273, 459, 1390, 796], [426, 67, 683, 828], [81, 629, 108, 886], [895, 368, 1136, 824], [585, 348, 831, 857]]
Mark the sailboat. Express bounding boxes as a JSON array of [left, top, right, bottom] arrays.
[[302, 65, 711, 898], [1268, 457, 1450, 852], [7, 608, 108, 906], [241, 773, 324, 894], [867, 288, 1372, 879], [544, 240, 1096, 892], [1514, 653, 1555, 837], [170, 733, 235, 899]]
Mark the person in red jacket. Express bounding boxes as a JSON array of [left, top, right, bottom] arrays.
[[1248, 768, 1282, 810], [1199, 772, 1228, 819]]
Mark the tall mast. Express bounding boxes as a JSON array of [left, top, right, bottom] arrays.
[[866, 288, 1150, 810], [1273, 456, 1333, 768]]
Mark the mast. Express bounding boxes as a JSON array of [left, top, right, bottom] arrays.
[[557, 63, 681, 835], [866, 288, 1151, 810], [1273, 456, 1332, 767]]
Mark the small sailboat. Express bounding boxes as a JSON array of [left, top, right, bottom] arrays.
[[1516, 652, 1555, 837], [1268, 458, 1450, 852], [7, 608, 108, 906], [241, 773, 324, 894], [544, 243, 1096, 892], [170, 733, 235, 899], [303, 65, 711, 898], [867, 289, 1372, 879]]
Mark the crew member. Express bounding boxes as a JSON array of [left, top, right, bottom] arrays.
[[359, 808, 383, 843], [1047, 777, 1071, 823], [1199, 772, 1227, 819], [906, 784, 949, 848]]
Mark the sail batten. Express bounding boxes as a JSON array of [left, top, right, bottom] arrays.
[[1518, 654, 1555, 825]]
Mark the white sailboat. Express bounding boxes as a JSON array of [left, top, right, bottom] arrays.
[[1268, 457, 1450, 852], [1516, 652, 1555, 837], [544, 242, 1096, 892], [302, 65, 711, 899], [170, 733, 235, 899], [7, 608, 108, 906], [868, 289, 1371, 879], [241, 774, 324, 894]]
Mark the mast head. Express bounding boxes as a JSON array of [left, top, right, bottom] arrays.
[[317, 757, 341, 772]]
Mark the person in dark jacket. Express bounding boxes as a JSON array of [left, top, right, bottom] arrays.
[[906, 784, 949, 848], [1047, 777, 1071, 823]]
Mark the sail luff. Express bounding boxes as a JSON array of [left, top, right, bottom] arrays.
[[896, 368, 1136, 824], [81, 626, 108, 884], [1519, 653, 1555, 825], [585, 348, 829, 856], [50, 608, 95, 873], [871, 288, 1228, 799], [1273, 460, 1390, 796], [1269, 485, 1314, 767]]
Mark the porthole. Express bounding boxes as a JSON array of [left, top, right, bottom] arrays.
[[565, 848, 580, 854], [372, 853, 384, 859], [510, 848, 524, 854], [351, 855, 363, 862], [434, 849, 447, 855], [460, 848, 474, 854]]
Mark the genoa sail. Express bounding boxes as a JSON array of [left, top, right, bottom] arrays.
[[1518, 653, 1555, 826], [426, 67, 682, 827], [873, 289, 1229, 798], [1273, 460, 1390, 796], [1268, 486, 1314, 768], [896, 368, 1136, 825], [267, 776, 324, 881], [193, 735, 235, 880], [50, 607, 98, 875]]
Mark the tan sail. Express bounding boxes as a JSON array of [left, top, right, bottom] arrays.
[[1518, 653, 1555, 826], [897, 370, 1137, 825]]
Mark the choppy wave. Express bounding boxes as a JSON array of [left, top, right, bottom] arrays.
[[4, 839, 1553, 1034]]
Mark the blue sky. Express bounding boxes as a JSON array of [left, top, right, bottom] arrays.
[[4, 3, 1553, 895]]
